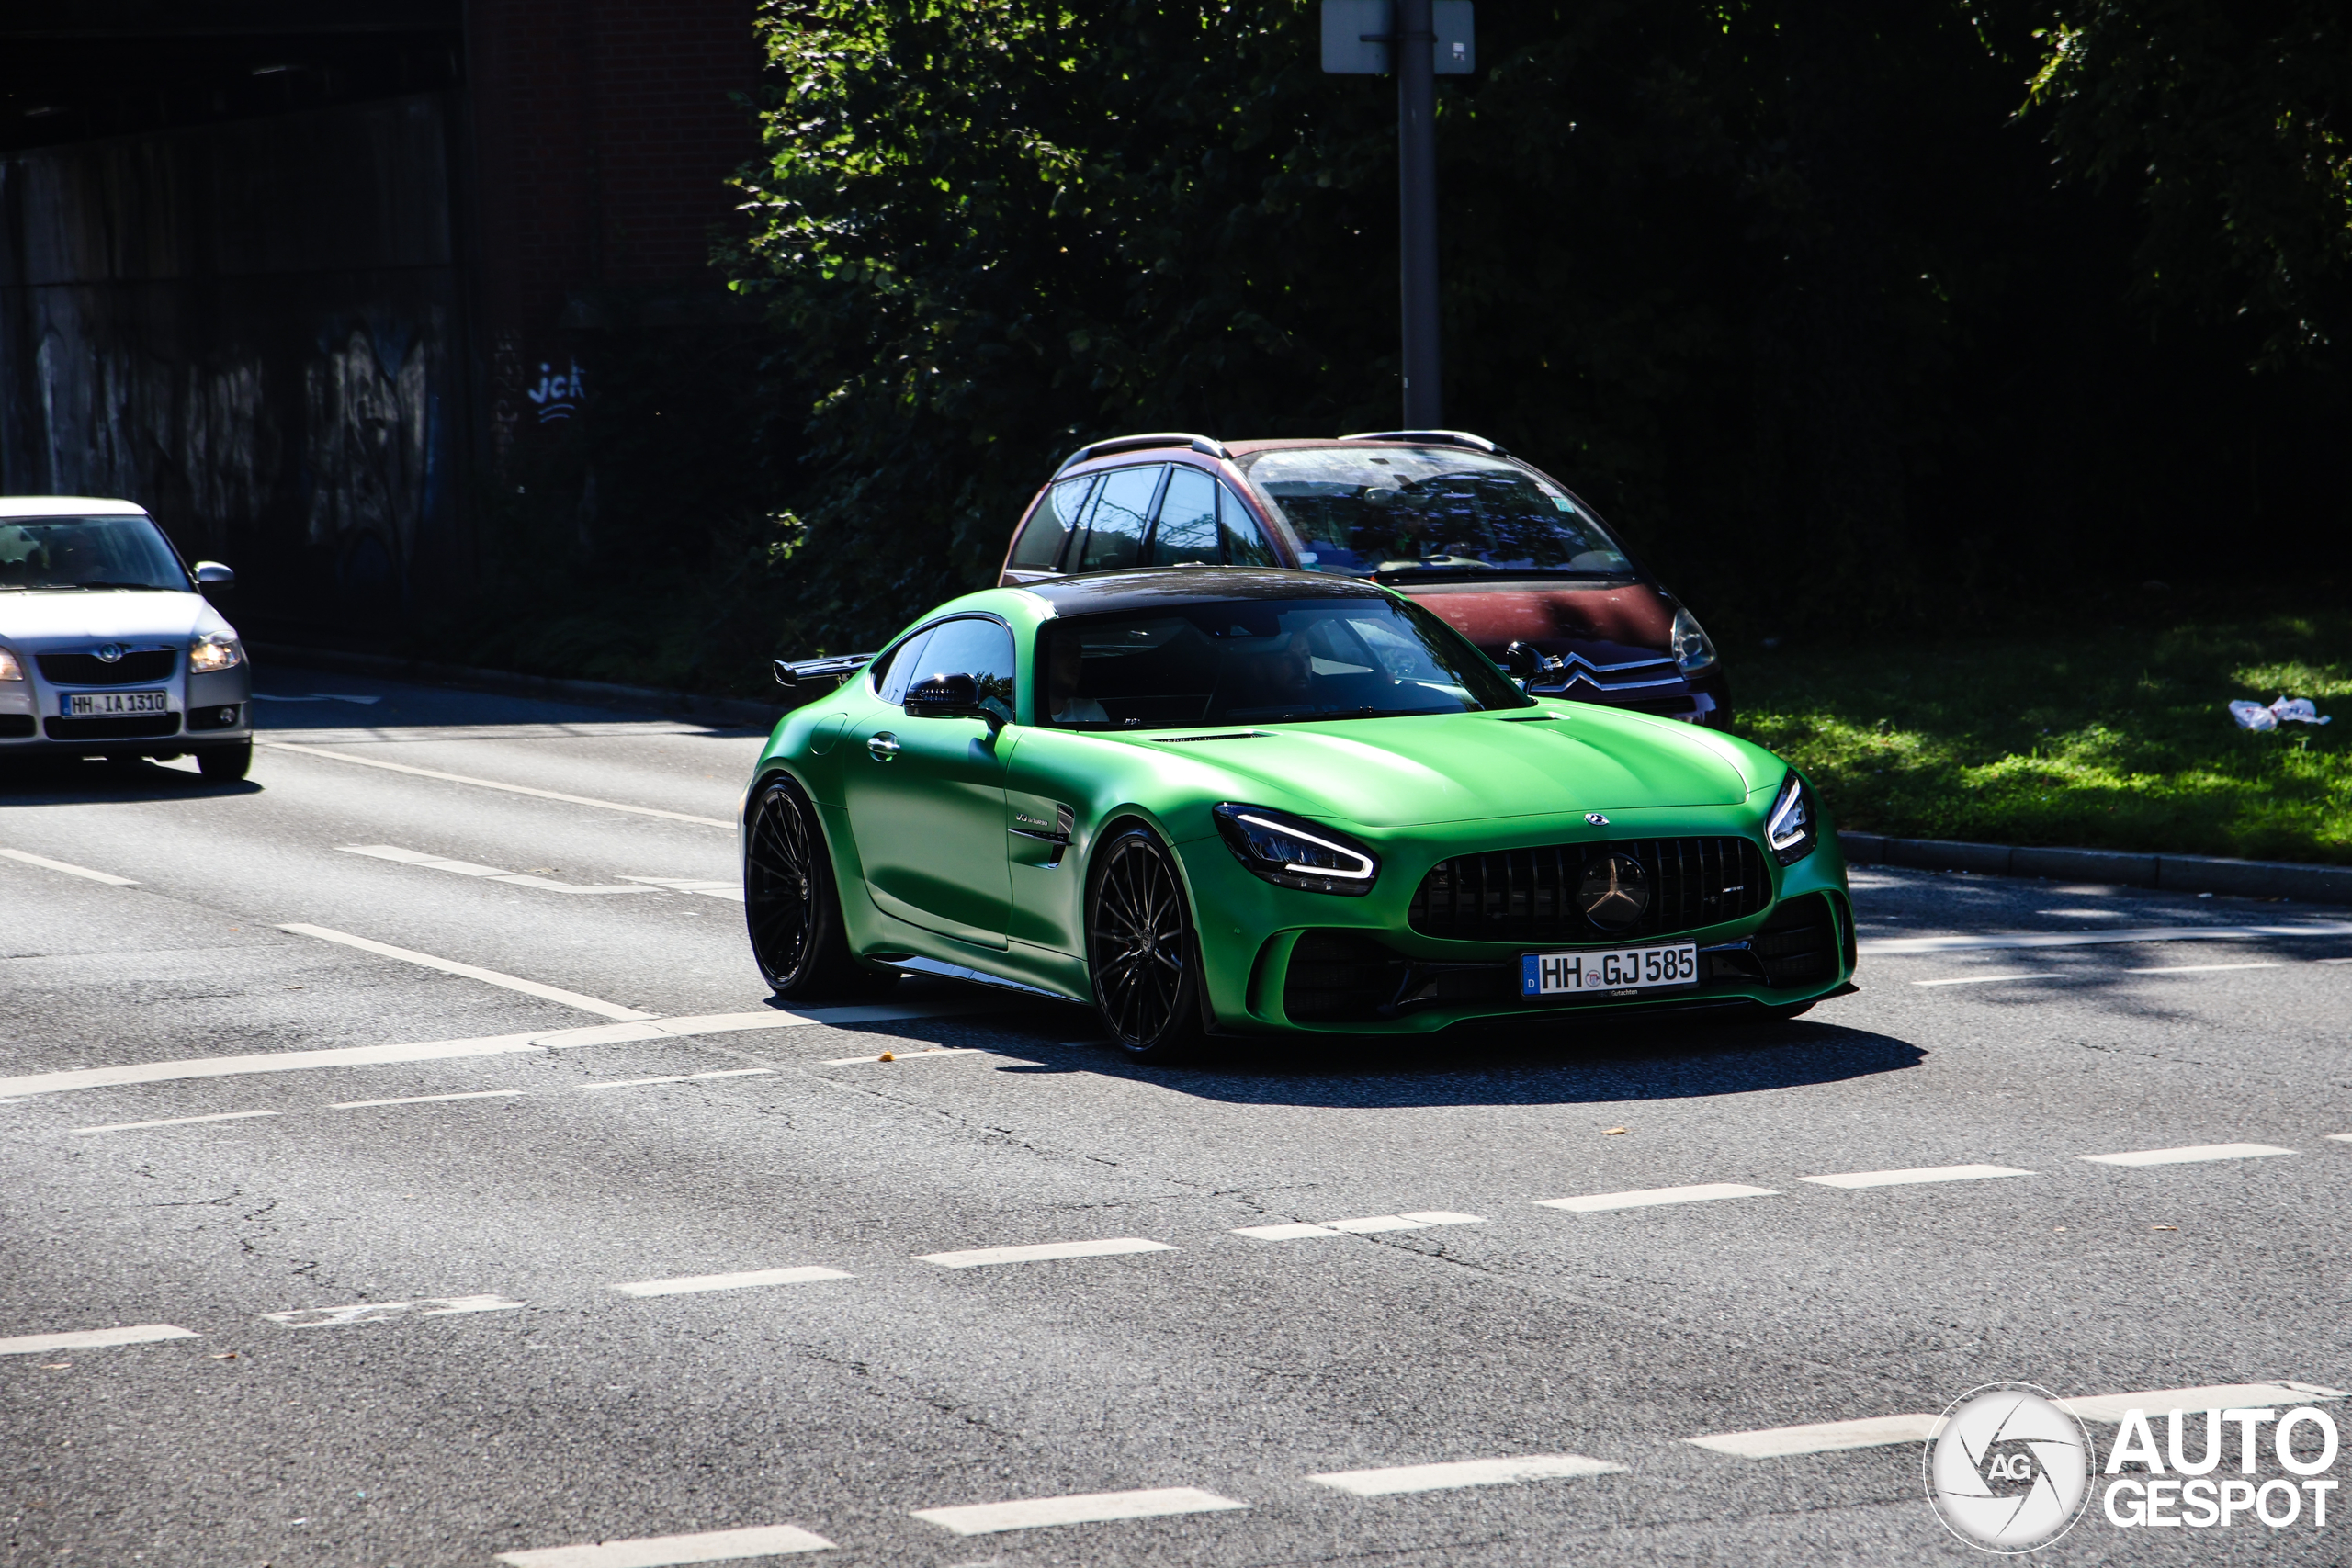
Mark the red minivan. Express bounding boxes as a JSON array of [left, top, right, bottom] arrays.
[[997, 429, 1731, 727]]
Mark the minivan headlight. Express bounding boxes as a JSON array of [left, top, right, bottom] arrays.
[[0, 649, 21, 682], [1765, 771, 1819, 865], [1213, 804, 1379, 895], [189, 632, 243, 673], [1670, 607, 1718, 674]]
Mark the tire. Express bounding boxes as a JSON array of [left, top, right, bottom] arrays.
[[1086, 824, 1204, 1062], [197, 741, 252, 782], [744, 774, 897, 1000]]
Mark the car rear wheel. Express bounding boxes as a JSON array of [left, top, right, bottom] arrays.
[[197, 741, 251, 782], [1086, 825, 1204, 1062], [746, 775, 897, 1000]]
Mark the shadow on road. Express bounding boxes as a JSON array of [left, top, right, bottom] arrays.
[[0, 755, 262, 803]]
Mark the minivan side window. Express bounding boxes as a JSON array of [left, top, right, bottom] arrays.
[[1007, 474, 1096, 571], [1145, 468, 1219, 566], [1219, 485, 1279, 566], [1076, 465, 1164, 572]]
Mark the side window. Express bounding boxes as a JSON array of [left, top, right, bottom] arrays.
[[873, 626, 937, 705], [1006, 475, 1095, 572], [1146, 468, 1220, 566], [905, 616, 1017, 716], [1076, 465, 1163, 572], [1219, 486, 1279, 566]]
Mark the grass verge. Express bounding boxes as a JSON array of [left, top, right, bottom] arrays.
[[1733, 614, 2351, 864]]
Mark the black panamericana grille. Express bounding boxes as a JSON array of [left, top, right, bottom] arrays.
[[1408, 836, 1769, 943], [38, 650, 176, 686]]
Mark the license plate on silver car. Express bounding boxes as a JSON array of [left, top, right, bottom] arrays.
[[65, 691, 173, 717], [1521, 943, 1699, 998]]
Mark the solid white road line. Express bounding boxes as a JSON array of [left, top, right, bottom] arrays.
[[330, 1089, 527, 1109], [264, 1295, 523, 1328], [581, 1068, 774, 1090], [1233, 1223, 1340, 1241], [265, 741, 735, 827], [1307, 1453, 1628, 1496], [72, 1110, 277, 1135], [611, 1267, 851, 1298], [0, 1004, 977, 1100], [2056, 1382, 2346, 1424], [1861, 922, 2352, 955], [1800, 1164, 2033, 1189], [910, 1487, 1248, 1536], [0, 846, 139, 886], [2127, 962, 2281, 976], [1688, 1413, 1945, 1457], [0, 1325, 198, 1355], [2078, 1143, 2295, 1167], [918, 1238, 1175, 1269], [496, 1523, 836, 1566], [1536, 1182, 1779, 1213], [1910, 973, 2065, 987], [280, 924, 656, 1020]]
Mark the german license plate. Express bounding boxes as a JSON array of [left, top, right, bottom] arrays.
[[65, 690, 174, 717], [1521, 943, 1700, 998]]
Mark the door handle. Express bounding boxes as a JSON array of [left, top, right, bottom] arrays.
[[865, 730, 901, 761]]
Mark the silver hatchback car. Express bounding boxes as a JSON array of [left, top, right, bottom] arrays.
[[0, 496, 254, 779]]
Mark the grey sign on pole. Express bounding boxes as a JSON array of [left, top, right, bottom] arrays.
[[1321, 0, 1473, 424]]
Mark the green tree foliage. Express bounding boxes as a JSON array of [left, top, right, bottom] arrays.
[[2030, 0, 2352, 361]]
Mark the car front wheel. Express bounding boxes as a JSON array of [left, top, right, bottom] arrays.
[[1086, 825, 1204, 1062], [745, 775, 897, 1000], [197, 741, 252, 782]]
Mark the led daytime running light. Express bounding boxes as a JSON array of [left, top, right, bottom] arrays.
[[1234, 812, 1375, 881], [1765, 771, 1818, 865]]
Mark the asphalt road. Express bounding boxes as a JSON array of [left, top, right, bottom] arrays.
[[4, 665, 2348, 1568]]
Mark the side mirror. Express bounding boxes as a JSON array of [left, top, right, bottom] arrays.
[[904, 671, 981, 717], [194, 561, 235, 593], [1501, 640, 1544, 677]]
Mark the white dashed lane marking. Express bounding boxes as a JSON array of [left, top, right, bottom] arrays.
[[581, 1069, 774, 1091], [280, 924, 657, 1020], [495, 1523, 835, 1566], [619, 875, 744, 902], [918, 1238, 1175, 1269], [1910, 973, 2064, 987], [264, 741, 735, 828], [2055, 1382, 2344, 1423], [330, 1089, 527, 1110], [2128, 961, 2282, 976], [911, 1487, 1247, 1536], [338, 844, 662, 897], [72, 1110, 277, 1135], [1861, 921, 2352, 954], [0, 1325, 198, 1355], [1307, 1453, 1627, 1496], [1233, 1212, 1483, 1240], [263, 1295, 523, 1328], [1536, 1183, 1779, 1213], [1688, 1413, 1945, 1457], [821, 1047, 987, 1066], [2078, 1143, 2296, 1167], [0, 846, 138, 886], [611, 1267, 851, 1298], [1800, 1164, 2033, 1189]]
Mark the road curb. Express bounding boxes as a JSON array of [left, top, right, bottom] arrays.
[[249, 643, 790, 731], [1838, 831, 2352, 908]]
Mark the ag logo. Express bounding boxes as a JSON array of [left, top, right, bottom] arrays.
[[1926, 1382, 2092, 1552]]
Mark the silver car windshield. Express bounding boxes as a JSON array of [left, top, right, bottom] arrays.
[[1239, 446, 1634, 581], [0, 516, 190, 592]]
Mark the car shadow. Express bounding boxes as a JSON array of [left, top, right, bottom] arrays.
[[0, 756, 263, 801], [989, 1013, 1925, 1109]]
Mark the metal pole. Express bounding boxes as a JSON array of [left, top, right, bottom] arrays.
[[1395, 0, 1441, 425]]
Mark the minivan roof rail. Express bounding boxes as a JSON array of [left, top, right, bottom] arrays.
[[1337, 429, 1505, 454], [1055, 432, 1229, 473]]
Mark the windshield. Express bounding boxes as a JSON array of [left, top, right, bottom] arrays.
[[0, 516, 189, 592], [1041, 594, 1530, 729], [1239, 446, 1634, 581]]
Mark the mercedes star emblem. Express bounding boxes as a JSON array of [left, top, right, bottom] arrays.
[[1577, 852, 1651, 930]]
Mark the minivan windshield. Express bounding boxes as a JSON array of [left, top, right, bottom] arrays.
[[1239, 446, 1634, 581], [1041, 594, 1530, 729], [0, 516, 190, 592]]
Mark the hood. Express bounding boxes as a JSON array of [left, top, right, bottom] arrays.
[[1132, 706, 1762, 828], [0, 589, 222, 646], [1401, 581, 1673, 655]]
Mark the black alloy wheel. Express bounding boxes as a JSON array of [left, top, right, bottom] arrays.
[[745, 775, 896, 999], [1086, 825, 1204, 1061]]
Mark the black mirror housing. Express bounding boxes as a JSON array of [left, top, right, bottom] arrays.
[[904, 671, 981, 717]]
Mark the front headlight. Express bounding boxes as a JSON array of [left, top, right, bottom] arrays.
[[1670, 607, 1718, 674], [188, 632, 243, 673], [1212, 803, 1379, 896], [1765, 771, 1819, 865], [0, 649, 21, 682]]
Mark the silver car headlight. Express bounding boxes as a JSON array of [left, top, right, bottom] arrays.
[[1765, 771, 1819, 865], [0, 649, 22, 682], [189, 632, 243, 673], [1670, 607, 1718, 674]]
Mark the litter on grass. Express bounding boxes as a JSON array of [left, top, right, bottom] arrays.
[[2229, 696, 2331, 731]]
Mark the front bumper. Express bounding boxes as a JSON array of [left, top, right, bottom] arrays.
[[0, 657, 253, 759]]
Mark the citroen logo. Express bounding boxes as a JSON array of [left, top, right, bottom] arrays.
[[1577, 852, 1650, 931], [1586, 812, 1609, 826], [96, 643, 124, 663]]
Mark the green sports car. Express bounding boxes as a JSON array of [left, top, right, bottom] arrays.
[[744, 569, 1854, 1059]]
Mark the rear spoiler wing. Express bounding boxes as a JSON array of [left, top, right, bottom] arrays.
[[772, 653, 875, 690]]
